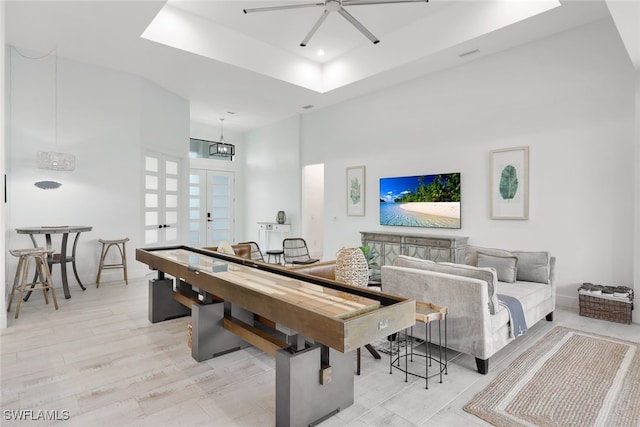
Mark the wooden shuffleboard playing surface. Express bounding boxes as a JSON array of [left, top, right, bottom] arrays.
[[137, 245, 417, 426], [137, 246, 415, 353], [157, 248, 380, 320]]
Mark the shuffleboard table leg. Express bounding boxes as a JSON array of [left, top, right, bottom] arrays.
[[276, 343, 355, 427]]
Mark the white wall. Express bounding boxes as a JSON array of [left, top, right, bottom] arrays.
[[1, 1, 6, 329], [302, 163, 324, 258], [5, 50, 189, 299], [292, 18, 637, 312], [243, 115, 301, 248], [636, 70, 640, 324]]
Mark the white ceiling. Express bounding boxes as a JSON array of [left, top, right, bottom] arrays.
[[5, 0, 614, 132]]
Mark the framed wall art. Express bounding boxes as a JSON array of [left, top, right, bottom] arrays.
[[346, 166, 365, 216], [490, 146, 529, 220]]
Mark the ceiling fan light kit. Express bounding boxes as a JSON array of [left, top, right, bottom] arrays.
[[244, 0, 428, 47]]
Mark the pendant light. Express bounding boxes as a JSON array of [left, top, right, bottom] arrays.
[[209, 118, 235, 159]]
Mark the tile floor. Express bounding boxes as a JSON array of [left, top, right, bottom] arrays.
[[1, 276, 638, 426]]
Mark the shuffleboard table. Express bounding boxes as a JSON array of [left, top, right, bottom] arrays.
[[136, 245, 415, 427]]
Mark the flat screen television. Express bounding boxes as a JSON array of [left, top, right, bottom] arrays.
[[379, 172, 461, 229]]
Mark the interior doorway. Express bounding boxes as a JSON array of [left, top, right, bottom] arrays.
[[302, 164, 324, 259], [189, 169, 235, 247], [143, 152, 182, 246]]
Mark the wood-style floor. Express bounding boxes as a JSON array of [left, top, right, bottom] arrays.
[[2, 275, 638, 426]]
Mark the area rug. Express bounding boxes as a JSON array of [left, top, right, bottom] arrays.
[[464, 326, 640, 427], [373, 335, 424, 356]]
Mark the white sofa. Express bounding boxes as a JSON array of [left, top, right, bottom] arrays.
[[381, 245, 556, 374]]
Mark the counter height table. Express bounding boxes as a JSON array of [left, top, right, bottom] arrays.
[[16, 226, 93, 299]]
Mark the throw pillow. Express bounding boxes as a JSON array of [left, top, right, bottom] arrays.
[[464, 245, 514, 266], [512, 251, 550, 284], [477, 252, 518, 283], [216, 241, 235, 255]]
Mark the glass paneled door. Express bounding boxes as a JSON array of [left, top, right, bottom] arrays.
[[144, 152, 181, 246], [189, 170, 234, 247]]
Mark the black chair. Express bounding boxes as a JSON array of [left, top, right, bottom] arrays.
[[239, 241, 265, 262], [282, 238, 319, 265]]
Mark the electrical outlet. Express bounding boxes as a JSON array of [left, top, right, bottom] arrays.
[[378, 319, 389, 329]]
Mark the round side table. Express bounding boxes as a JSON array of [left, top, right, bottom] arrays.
[[266, 249, 284, 264]]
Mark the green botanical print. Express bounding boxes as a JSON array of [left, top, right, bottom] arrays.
[[499, 165, 518, 201], [350, 178, 361, 204]]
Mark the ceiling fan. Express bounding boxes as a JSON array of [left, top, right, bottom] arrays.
[[244, 0, 428, 47]]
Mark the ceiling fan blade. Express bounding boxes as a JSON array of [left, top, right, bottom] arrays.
[[337, 7, 380, 44], [343, 0, 427, 5], [300, 9, 330, 47], [244, 3, 324, 14]]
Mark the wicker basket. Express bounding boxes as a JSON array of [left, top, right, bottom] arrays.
[[579, 293, 632, 325]]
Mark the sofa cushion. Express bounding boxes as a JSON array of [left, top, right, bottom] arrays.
[[477, 252, 518, 283], [204, 244, 252, 259], [216, 241, 235, 255], [497, 281, 553, 326], [512, 251, 550, 284], [289, 260, 337, 280], [394, 255, 498, 314], [392, 255, 435, 270]]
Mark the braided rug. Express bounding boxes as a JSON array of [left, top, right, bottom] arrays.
[[464, 326, 640, 426]]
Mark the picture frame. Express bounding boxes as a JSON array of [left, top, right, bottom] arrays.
[[490, 146, 529, 220], [346, 166, 366, 216]]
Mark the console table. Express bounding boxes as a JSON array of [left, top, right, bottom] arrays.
[[257, 222, 291, 250], [361, 231, 468, 266]]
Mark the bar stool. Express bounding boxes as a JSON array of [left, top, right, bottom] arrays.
[[8, 248, 59, 319], [96, 238, 129, 287], [389, 301, 448, 389]]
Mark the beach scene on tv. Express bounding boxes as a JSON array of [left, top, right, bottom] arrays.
[[380, 173, 461, 228]]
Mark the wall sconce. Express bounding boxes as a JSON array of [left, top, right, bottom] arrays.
[[208, 118, 235, 160]]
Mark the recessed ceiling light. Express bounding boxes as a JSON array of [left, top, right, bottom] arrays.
[[316, 49, 325, 57]]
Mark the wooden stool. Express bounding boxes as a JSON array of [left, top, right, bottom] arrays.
[[96, 238, 129, 287], [8, 248, 59, 319]]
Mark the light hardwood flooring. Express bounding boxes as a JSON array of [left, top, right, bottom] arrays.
[[2, 276, 639, 426]]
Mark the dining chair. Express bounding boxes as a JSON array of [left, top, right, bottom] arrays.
[[282, 238, 319, 265], [239, 241, 265, 262]]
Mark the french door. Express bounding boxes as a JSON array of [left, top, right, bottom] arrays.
[[189, 169, 235, 247], [143, 152, 181, 246]]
